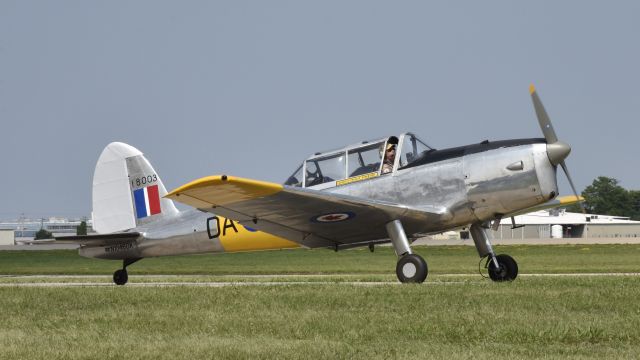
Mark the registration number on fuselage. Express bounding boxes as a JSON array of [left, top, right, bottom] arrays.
[[206, 216, 240, 239], [105, 242, 135, 254]]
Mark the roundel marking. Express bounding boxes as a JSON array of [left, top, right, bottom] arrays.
[[310, 211, 356, 223]]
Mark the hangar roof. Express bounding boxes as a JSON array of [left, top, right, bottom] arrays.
[[504, 210, 640, 226]]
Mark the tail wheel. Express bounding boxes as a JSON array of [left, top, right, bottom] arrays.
[[396, 254, 428, 283], [113, 269, 128, 286], [487, 254, 518, 282]]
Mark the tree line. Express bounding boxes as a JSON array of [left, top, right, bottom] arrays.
[[566, 176, 640, 220]]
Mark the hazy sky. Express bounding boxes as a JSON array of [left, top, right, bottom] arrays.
[[1, 1, 639, 219]]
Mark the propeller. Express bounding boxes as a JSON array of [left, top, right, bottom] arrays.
[[529, 84, 585, 212]]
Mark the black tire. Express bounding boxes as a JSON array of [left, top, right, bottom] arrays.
[[113, 269, 128, 286], [487, 254, 518, 282], [396, 254, 428, 283]]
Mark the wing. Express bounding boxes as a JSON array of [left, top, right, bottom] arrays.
[[166, 175, 450, 248], [55, 232, 141, 246]]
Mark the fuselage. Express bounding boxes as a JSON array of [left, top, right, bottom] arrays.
[[328, 138, 557, 231], [81, 138, 558, 260]]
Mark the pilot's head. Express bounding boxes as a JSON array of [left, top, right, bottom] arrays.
[[385, 143, 396, 160]]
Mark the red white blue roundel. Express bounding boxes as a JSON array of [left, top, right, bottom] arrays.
[[311, 211, 356, 223]]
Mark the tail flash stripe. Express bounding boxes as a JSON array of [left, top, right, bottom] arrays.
[[144, 187, 151, 216], [147, 185, 161, 215], [134, 188, 148, 219]]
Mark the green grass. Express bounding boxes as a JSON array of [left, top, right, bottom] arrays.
[[1, 244, 640, 275], [1, 245, 640, 359], [1, 278, 639, 359]]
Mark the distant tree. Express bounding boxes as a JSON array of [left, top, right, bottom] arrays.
[[629, 190, 640, 220], [34, 229, 53, 240], [563, 201, 583, 214], [581, 177, 633, 217], [77, 221, 87, 236]]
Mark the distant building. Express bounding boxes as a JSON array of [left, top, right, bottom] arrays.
[[452, 210, 640, 240], [0, 217, 93, 240], [0, 229, 13, 245]]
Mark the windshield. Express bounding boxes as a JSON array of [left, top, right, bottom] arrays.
[[399, 134, 433, 168], [284, 165, 303, 187]]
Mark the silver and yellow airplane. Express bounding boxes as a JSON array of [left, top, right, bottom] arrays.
[[57, 85, 582, 285]]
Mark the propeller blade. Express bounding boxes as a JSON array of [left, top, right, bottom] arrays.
[[529, 85, 583, 212], [560, 161, 586, 213], [530, 84, 558, 144]]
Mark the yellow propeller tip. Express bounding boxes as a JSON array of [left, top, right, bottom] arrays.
[[529, 84, 536, 94]]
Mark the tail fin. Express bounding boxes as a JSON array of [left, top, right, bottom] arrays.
[[92, 142, 178, 234]]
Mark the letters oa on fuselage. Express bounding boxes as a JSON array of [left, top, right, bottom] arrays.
[[206, 216, 239, 239]]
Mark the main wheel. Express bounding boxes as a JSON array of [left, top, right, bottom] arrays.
[[396, 254, 428, 283], [113, 269, 128, 285], [487, 254, 518, 282]]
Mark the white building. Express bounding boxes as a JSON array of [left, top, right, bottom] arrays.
[[0, 229, 14, 245], [484, 209, 640, 240], [0, 217, 93, 240]]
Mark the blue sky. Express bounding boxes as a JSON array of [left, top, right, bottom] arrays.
[[1, 1, 638, 218]]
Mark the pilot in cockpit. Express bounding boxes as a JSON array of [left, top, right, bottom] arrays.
[[381, 143, 396, 174]]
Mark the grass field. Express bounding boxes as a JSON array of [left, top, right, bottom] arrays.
[[1, 244, 640, 275], [1, 245, 640, 359]]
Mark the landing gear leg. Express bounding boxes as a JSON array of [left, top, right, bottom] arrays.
[[386, 220, 427, 283], [113, 258, 142, 286], [470, 223, 518, 281]]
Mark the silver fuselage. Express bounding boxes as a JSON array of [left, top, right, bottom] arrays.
[[81, 140, 557, 260], [329, 141, 556, 230]]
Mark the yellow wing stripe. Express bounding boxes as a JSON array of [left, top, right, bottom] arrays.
[[166, 175, 283, 207], [555, 195, 585, 205]]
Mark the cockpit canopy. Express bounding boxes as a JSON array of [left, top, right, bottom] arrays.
[[284, 132, 433, 189]]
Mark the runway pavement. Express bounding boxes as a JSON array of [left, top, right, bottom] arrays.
[[410, 237, 640, 246], [1, 273, 639, 287]]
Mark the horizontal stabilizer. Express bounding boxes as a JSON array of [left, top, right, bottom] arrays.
[[55, 232, 140, 246]]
